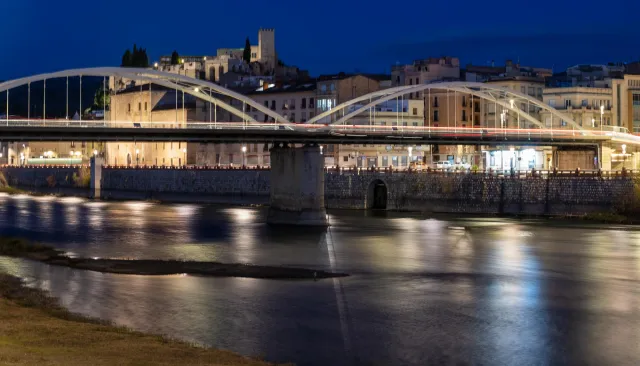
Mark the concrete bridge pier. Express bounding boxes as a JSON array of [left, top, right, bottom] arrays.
[[267, 144, 328, 226], [90, 156, 103, 199]]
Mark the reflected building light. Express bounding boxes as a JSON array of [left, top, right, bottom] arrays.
[[59, 196, 86, 205], [174, 204, 198, 217], [225, 208, 256, 224]]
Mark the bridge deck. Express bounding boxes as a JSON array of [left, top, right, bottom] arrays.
[[0, 120, 635, 146]]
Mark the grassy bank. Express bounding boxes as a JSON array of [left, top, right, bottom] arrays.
[[0, 238, 347, 279], [0, 274, 285, 366]]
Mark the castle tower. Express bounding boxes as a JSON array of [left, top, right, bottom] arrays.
[[258, 28, 276, 71]]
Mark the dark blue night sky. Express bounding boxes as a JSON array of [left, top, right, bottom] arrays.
[[0, 0, 637, 80]]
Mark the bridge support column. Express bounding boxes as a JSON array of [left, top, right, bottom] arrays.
[[599, 143, 613, 171], [267, 144, 327, 226], [90, 156, 103, 199]]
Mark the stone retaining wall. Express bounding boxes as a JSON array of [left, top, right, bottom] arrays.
[[0, 167, 633, 215], [326, 172, 633, 214]]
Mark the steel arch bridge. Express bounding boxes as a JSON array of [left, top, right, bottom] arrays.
[[0, 67, 292, 125], [306, 81, 585, 132]]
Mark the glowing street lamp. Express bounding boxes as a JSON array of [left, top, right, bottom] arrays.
[[241, 145, 247, 167], [135, 148, 140, 165]]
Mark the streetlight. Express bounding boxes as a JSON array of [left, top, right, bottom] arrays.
[[93, 150, 98, 156], [320, 145, 324, 155], [153, 62, 158, 69], [600, 105, 604, 131], [135, 148, 140, 165], [241, 145, 247, 167]]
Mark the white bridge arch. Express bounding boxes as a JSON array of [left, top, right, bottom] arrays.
[[306, 81, 584, 132], [0, 67, 291, 124]]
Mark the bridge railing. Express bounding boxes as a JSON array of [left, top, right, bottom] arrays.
[[325, 166, 639, 178]]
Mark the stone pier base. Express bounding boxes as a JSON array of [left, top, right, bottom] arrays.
[[267, 144, 327, 226], [90, 156, 103, 199]]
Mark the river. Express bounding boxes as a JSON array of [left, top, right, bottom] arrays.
[[0, 193, 639, 365]]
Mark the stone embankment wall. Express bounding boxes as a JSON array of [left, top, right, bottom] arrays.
[[326, 172, 634, 214], [0, 166, 633, 215], [0, 166, 91, 196], [99, 167, 270, 204]]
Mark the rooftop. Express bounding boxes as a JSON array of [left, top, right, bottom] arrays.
[[317, 73, 390, 82], [246, 82, 317, 95]]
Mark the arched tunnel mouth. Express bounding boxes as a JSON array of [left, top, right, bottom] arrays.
[[367, 179, 387, 210]]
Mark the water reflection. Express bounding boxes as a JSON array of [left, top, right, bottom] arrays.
[[0, 195, 639, 365]]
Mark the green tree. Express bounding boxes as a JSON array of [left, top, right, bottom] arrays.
[[243, 37, 251, 64], [94, 86, 110, 109], [121, 49, 132, 67], [171, 50, 180, 65]]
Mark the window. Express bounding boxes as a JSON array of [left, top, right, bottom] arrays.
[[138, 102, 141, 111], [462, 110, 467, 121], [412, 122, 418, 126], [144, 102, 147, 111], [461, 96, 466, 107], [382, 156, 388, 166], [309, 98, 314, 108], [412, 107, 418, 115], [291, 113, 295, 121], [537, 88, 542, 97], [128, 103, 131, 112], [433, 97, 438, 107], [320, 85, 327, 93], [521, 86, 526, 94], [290, 98, 296, 109], [343, 156, 348, 162], [270, 100, 276, 110], [301, 111, 307, 122], [582, 99, 588, 107], [528, 87, 535, 96], [416, 77, 420, 84], [330, 83, 335, 92], [434, 110, 439, 122], [401, 156, 408, 167], [402, 121, 408, 126], [301, 98, 307, 109], [565, 99, 571, 108], [264, 100, 269, 107], [549, 99, 556, 107], [561, 120, 567, 127], [409, 79, 413, 85]]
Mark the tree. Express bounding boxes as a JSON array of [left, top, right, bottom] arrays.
[[171, 50, 180, 65], [94, 86, 110, 109], [121, 44, 149, 68], [121, 49, 132, 67], [243, 37, 251, 64]]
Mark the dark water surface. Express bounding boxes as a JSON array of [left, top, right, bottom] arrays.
[[0, 193, 639, 365]]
